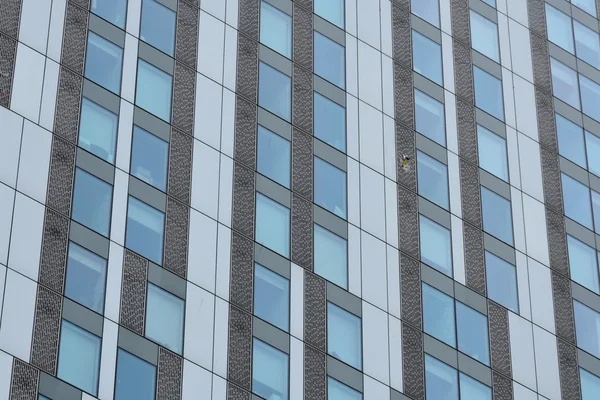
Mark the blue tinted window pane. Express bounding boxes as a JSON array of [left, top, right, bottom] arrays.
[[115, 349, 156, 400], [477, 125, 508, 181], [65, 242, 106, 314], [425, 355, 458, 400], [593, 191, 600, 233], [423, 283, 456, 347], [315, 157, 346, 219], [412, 0, 439, 27], [587, 132, 600, 176], [481, 187, 513, 245], [85, 33, 122, 94], [482, 0, 495, 7], [456, 303, 489, 365], [146, 284, 184, 354], [573, 0, 597, 17], [39, 396, 50, 400], [257, 126, 291, 188], [57, 321, 101, 395], [581, 369, 600, 400], [474, 67, 504, 121], [314, 224, 347, 288], [415, 90, 446, 145], [580, 74, 600, 122], [460, 373, 492, 400], [418, 151, 449, 209], [420, 216, 452, 276], [470, 11, 499, 62], [91, 0, 127, 28], [562, 173, 593, 229], [575, 300, 600, 358], [413, 31, 443, 85], [79, 98, 118, 163], [314, 32, 345, 88], [567, 235, 599, 293], [328, 378, 362, 400], [575, 21, 600, 69], [126, 197, 165, 264], [551, 58, 581, 110], [256, 193, 290, 257], [140, 0, 175, 55], [260, 1, 292, 58], [556, 114, 586, 168], [545, 4, 574, 53], [72, 169, 112, 236], [314, 92, 346, 152], [254, 264, 290, 331], [315, 0, 344, 28], [259, 62, 291, 121], [328, 303, 362, 369], [252, 339, 289, 400], [136, 60, 173, 121], [131, 127, 168, 191], [485, 251, 518, 313]]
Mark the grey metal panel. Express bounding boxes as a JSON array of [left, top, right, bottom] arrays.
[[327, 282, 362, 317], [546, 207, 569, 276], [552, 271, 576, 343], [424, 335, 458, 368], [421, 264, 454, 297], [579, 348, 600, 378], [236, 34, 259, 104], [304, 271, 327, 352], [292, 128, 313, 201], [548, 43, 577, 70], [314, 75, 346, 107], [292, 194, 313, 270], [54, 67, 84, 144], [453, 40, 474, 103], [156, 347, 183, 400], [565, 217, 595, 248], [293, 64, 313, 136], [38, 372, 81, 400], [572, 280, 600, 313], [413, 72, 444, 102], [488, 301, 512, 377], [134, 107, 172, 142], [235, 97, 258, 170], [138, 41, 174, 75], [264, 0, 292, 14], [480, 170, 510, 200], [62, 298, 103, 337], [88, 13, 124, 47], [47, 136, 76, 218], [254, 243, 291, 279], [327, 356, 363, 392], [238, 0, 260, 41], [313, 15, 345, 45], [528, 0, 547, 38], [60, 2, 89, 76], [560, 157, 589, 186], [253, 317, 290, 353], [70, 220, 109, 258], [457, 99, 478, 165], [392, 3, 412, 68], [119, 250, 148, 335], [454, 282, 488, 315], [531, 34, 553, 95], [259, 44, 292, 76], [492, 371, 513, 400], [39, 209, 70, 294], [171, 61, 196, 136], [258, 107, 292, 141], [256, 174, 291, 207], [82, 79, 120, 114], [76, 147, 114, 184], [232, 163, 255, 240], [411, 13, 442, 43], [167, 127, 193, 205], [304, 345, 326, 400], [398, 190, 420, 260], [129, 176, 166, 212], [118, 325, 159, 365], [227, 305, 253, 391], [415, 134, 447, 164], [0, 0, 22, 38], [483, 233, 516, 265], [396, 124, 417, 192], [313, 206, 347, 239], [163, 197, 190, 278], [227, 383, 252, 400], [394, 63, 415, 130], [402, 324, 425, 400], [472, 50, 502, 79], [314, 138, 346, 172], [175, 0, 199, 70], [0, 34, 17, 109], [541, 146, 564, 213], [458, 352, 492, 386], [9, 359, 39, 400], [460, 159, 482, 228], [230, 233, 254, 313], [558, 339, 581, 400], [401, 253, 422, 330], [293, 4, 313, 72], [30, 285, 63, 375], [475, 108, 506, 138], [452, 0, 471, 46], [148, 261, 187, 299], [463, 221, 486, 296]]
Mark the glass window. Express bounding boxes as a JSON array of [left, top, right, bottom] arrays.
[[477, 125, 508, 181], [146, 284, 184, 354], [91, 0, 127, 28], [259, 62, 291, 121], [130, 127, 168, 191], [252, 339, 289, 400], [580, 74, 600, 122], [573, 0, 597, 17], [593, 190, 600, 233], [420, 216, 452, 276], [314, 224, 348, 288], [65, 242, 106, 314], [85, 32, 123, 95], [423, 283, 456, 347], [256, 193, 290, 257], [567, 235, 599, 294], [556, 114, 586, 168], [315, 0, 344, 28], [328, 303, 362, 369], [136, 60, 173, 122], [470, 11, 499, 62], [481, 187, 513, 245], [551, 58, 581, 110], [412, 31, 443, 85], [328, 377, 362, 400], [545, 4, 574, 53], [575, 21, 600, 69], [562, 173, 593, 229], [482, 0, 495, 7], [314, 32, 345, 89], [257, 125, 291, 188], [460, 373, 492, 400], [456, 302, 489, 365], [425, 355, 458, 400], [415, 90, 446, 146], [574, 300, 600, 358], [412, 0, 439, 27], [115, 349, 156, 400], [314, 92, 346, 152], [39, 396, 50, 400], [140, 0, 175, 56], [314, 157, 347, 219], [474, 66, 504, 121], [485, 251, 518, 313], [587, 132, 600, 176], [79, 98, 118, 164], [126, 196, 165, 264], [72, 168, 112, 237], [260, 1, 292, 58], [581, 368, 600, 400], [254, 263, 290, 331], [57, 321, 101, 395]]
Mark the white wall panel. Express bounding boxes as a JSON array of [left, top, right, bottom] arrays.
[[8, 193, 43, 282], [364, 375, 390, 400], [185, 283, 215, 370], [448, 152, 462, 218], [348, 224, 362, 298], [39, 59, 60, 132], [17, 122, 51, 205], [382, 57, 395, 119], [346, 94, 360, 161], [11, 43, 45, 123], [506, 126, 521, 189], [451, 215, 466, 285], [182, 360, 212, 400], [357, 0, 381, 49], [360, 165, 386, 241], [514, 383, 538, 400], [221, 89, 236, 157], [387, 245, 400, 318], [445, 91, 458, 154], [126, 0, 142, 37], [104, 242, 124, 323], [195, 74, 223, 150], [98, 319, 118, 400], [188, 209, 218, 293], [218, 155, 233, 227], [388, 316, 403, 392], [509, 19, 533, 82], [442, 33, 455, 94], [215, 225, 231, 301], [358, 43, 382, 111], [0, 351, 12, 400], [506, 0, 529, 29], [116, 101, 134, 173], [109, 170, 129, 246], [346, 34, 359, 98], [385, 178, 398, 248], [439, 0, 452, 34], [518, 134, 543, 202], [212, 375, 227, 400], [225, 0, 239, 29], [361, 232, 388, 311], [528, 258, 555, 334], [502, 68, 516, 130], [198, 11, 225, 84], [522, 194, 550, 267], [212, 297, 229, 377], [533, 326, 561, 400], [514, 77, 538, 141], [192, 140, 220, 220], [511, 187, 526, 254], [0, 186, 14, 266], [380, 0, 392, 57], [120, 35, 138, 103], [345, 0, 357, 37], [290, 337, 304, 400], [290, 264, 304, 341], [21, 0, 53, 54], [47, 0, 67, 62], [0, 108, 23, 188], [358, 102, 384, 174], [383, 115, 396, 180], [347, 158, 361, 228], [509, 313, 537, 391], [223, 26, 238, 92], [497, 12, 512, 70], [516, 251, 532, 320], [362, 302, 390, 385], [201, 0, 226, 21]]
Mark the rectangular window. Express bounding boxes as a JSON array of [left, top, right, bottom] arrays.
[[551, 58, 581, 110], [586, 132, 600, 176], [254, 263, 290, 332], [328, 377, 362, 400], [260, 1, 292, 58], [481, 186, 513, 245], [545, 4, 574, 53], [72, 168, 112, 237], [470, 11, 499, 62], [314, 224, 348, 288], [328, 303, 362, 369], [417, 151, 449, 210], [473, 66, 504, 121], [456, 302, 489, 365], [574, 300, 600, 358], [485, 251, 518, 313], [580, 74, 600, 122], [567, 235, 599, 293], [412, 31, 443, 86], [257, 125, 291, 188], [252, 339, 289, 400], [136, 60, 173, 122], [314, 0, 344, 28], [79, 98, 118, 164], [57, 321, 101, 395], [65, 242, 107, 314], [140, 0, 176, 56], [412, 0, 439, 27], [593, 190, 600, 233], [314, 157, 347, 219], [259, 62, 292, 122], [425, 355, 458, 400], [573, 0, 597, 17], [482, 0, 495, 7], [415, 90, 446, 146], [91, 0, 127, 28], [419, 216, 452, 276], [314, 32, 345, 89], [562, 173, 593, 229], [115, 349, 156, 400], [314, 92, 346, 153], [556, 114, 586, 168], [574, 21, 600, 69], [477, 125, 508, 181], [130, 126, 168, 191], [85, 32, 123, 95], [256, 193, 290, 257], [146, 284, 184, 354], [581, 368, 600, 400], [422, 283, 456, 347], [460, 373, 492, 400], [126, 196, 165, 264]]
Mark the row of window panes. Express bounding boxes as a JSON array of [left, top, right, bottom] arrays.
[[562, 172, 600, 233], [556, 113, 600, 177], [426, 355, 492, 400], [568, 233, 600, 294], [551, 57, 600, 122], [411, 0, 497, 28]]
